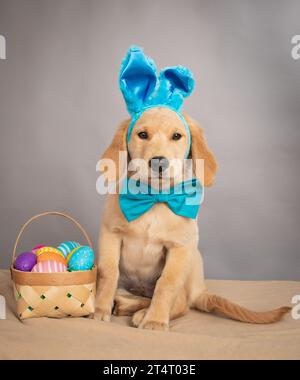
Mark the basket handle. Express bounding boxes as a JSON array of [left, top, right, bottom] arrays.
[[12, 211, 94, 265]]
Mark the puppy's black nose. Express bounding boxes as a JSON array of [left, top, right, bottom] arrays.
[[148, 156, 169, 172]]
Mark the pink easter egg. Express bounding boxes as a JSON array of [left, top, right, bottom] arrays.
[[32, 260, 67, 273]]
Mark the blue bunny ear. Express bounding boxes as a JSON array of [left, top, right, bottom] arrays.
[[159, 66, 195, 110], [119, 46, 157, 115]]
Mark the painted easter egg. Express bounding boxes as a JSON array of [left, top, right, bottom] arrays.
[[14, 251, 37, 272], [67, 246, 94, 271], [57, 241, 81, 258], [32, 260, 67, 273], [37, 251, 67, 266], [35, 246, 65, 258], [32, 245, 46, 253]]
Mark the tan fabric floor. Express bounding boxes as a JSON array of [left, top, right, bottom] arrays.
[[0, 269, 299, 359]]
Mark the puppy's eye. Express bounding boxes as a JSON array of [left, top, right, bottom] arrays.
[[172, 133, 182, 141], [138, 131, 148, 140]]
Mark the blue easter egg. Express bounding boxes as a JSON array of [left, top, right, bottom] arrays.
[[57, 241, 80, 258], [67, 246, 94, 271]]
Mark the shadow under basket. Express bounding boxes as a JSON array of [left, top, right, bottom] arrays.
[[10, 211, 97, 320]]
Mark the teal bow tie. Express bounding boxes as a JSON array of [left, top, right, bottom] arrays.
[[119, 178, 202, 222]]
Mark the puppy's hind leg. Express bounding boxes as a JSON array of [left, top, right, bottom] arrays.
[[132, 288, 189, 329], [113, 289, 151, 316]]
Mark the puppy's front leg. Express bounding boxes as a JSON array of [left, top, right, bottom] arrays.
[[94, 225, 121, 322], [139, 246, 191, 330]]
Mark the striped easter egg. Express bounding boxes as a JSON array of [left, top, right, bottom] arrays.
[[32, 260, 67, 273], [57, 241, 81, 258], [37, 251, 67, 266], [35, 246, 65, 258]]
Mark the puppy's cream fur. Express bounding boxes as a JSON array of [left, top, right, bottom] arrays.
[[95, 108, 290, 330]]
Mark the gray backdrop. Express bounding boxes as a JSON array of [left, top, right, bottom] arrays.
[[0, 0, 299, 279]]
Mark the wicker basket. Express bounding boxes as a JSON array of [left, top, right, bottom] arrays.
[[11, 211, 97, 320]]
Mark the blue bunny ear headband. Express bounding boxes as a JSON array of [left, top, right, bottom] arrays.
[[119, 45, 195, 156], [118, 46, 202, 222]]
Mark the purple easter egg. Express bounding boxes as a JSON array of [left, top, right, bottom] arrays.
[[14, 251, 37, 272]]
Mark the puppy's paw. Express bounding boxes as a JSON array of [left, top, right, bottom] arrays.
[[132, 309, 169, 331], [132, 308, 148, 327], [141, 320, 169, 331], [94, 308, 111, 322]]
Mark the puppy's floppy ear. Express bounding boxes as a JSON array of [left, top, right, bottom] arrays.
[[183, 113, 218, 187], [98, 119, 130, 182]]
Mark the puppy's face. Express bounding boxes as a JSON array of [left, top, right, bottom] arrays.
[[100, 107, 218, 188], [128, 108, 189, 185]]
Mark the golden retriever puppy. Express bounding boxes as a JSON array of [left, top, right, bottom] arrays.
[[94, 106, 290, 330]]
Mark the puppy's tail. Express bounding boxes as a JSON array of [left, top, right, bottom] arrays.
[[194, 293, 291, 324]]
